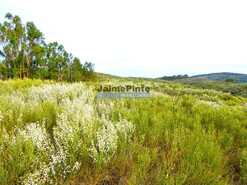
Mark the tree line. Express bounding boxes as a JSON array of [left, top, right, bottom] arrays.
[[0, 13, 94, 82], [160, 74, 189, 80]]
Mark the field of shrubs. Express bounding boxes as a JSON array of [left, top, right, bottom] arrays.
[[0, 78, 247, 184]]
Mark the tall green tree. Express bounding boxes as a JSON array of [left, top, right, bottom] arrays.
[[12, 15, 25, 78], [0, 13, 14, 79], [46, 42, 68, 81], [57, 44, 69, 81], [71, 57, 83, 82], [25, 21, 44, 78], [0, 12, 94, 82], [0, 13, 26, 79], [83, 61, 95, 80]]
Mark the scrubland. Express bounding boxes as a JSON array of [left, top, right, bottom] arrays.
[[0, 78, 247, 184]]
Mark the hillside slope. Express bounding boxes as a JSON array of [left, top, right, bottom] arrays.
[[0, 78, 247, 184], [192, 72, 247, 83], [173, 78, 247, 98]]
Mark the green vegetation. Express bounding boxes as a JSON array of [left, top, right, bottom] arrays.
[[0, 13, 94, 81], [159, 74, 189, 80], [191, 72, 247, 83], [173, 78, 247, 98], [0, 11, 247, 185], [159, 72, 247, 83], [0, 78, 247, 184], [159, 73, 247, 98]]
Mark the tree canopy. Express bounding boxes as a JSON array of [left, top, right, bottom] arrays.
[[0, 13, 94, 81]]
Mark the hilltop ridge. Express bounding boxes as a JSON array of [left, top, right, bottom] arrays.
[[191, 72, 247, 83]]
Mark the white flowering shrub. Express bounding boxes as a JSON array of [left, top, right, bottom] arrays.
[[18, 123, 55, 184], [0, 81, 136, 184], [89, 114, 135, 165], [89, 121, 118, 165], [19, 122, 50, 151], [1, 78, 247, 184], [11, 117, 82, 184], [27, 83, 93, 104], [115, 117, 135, 140], [0, 125, 41, 184]]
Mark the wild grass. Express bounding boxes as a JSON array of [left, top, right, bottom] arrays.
[[0, 79, 246, 184]]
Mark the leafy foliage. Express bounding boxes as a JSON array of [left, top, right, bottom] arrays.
[[0, 13, 94, 81]]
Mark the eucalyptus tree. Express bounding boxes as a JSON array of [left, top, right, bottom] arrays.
[[31, 43, 46, 79], [0, 13, 26, 79], [45, 41, 58, 80], [56, 44, 69, 81], [0, 12, 95, 81], [25, 21, 44, 78], [83, 61, 95, 80], [12, 15, 25, 78], [71, 57, 83, 82], [0, 13, 13, 79], [67, 53, 74, 82]]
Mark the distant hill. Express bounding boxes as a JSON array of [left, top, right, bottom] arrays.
[[158, 72, 247, 97], [191, 72, 247, 83]]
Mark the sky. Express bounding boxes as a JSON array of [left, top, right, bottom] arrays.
[[0, 0, 247, 78]]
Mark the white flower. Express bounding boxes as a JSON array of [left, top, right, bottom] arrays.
[[89, 115, 135, 164], [19, 122, 49, 151]]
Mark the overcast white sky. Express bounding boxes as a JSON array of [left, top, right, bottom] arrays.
[[1, 0, 247, 77]]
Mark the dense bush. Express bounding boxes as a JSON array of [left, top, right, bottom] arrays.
[[0, 79, 246, 184]]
